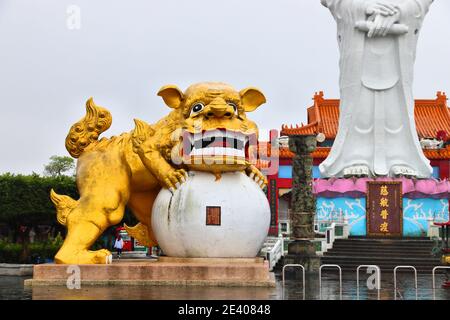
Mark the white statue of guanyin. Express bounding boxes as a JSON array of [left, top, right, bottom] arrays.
[[319, 0, 434, 179]]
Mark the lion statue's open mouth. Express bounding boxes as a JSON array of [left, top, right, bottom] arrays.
[[181, 129, 258, 169]]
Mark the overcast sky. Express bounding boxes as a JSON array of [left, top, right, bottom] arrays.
[[0, 0, 449, 174]]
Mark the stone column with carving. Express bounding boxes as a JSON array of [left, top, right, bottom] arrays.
[[283, 134, 320, 271]]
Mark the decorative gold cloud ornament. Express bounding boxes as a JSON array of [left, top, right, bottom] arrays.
[[51, 82, 268, 264]]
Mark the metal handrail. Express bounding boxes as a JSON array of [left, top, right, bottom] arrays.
[[266, 237, 284, 271], [432, 266, 450, 289], [356, 265, 381, 300], [393, 266, 418, 300], [282, 264, 306, 300], [432, 266, 450, 300], [319, 264, 343, 300], [431, 266, 450, 289]]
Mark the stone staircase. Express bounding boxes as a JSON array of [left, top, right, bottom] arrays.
[[322, 238, 444, 273]]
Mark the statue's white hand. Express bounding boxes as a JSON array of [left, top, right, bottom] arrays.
[[366, 2, 398, 17], [367, 11, 401, 38]]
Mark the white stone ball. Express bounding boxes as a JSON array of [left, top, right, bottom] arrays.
[[152, 171, 271, 258]]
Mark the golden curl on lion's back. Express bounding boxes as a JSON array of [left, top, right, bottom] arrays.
[[65, 98, 113, 158]]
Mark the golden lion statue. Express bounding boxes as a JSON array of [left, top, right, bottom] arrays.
[[50, 82, 268, 264]]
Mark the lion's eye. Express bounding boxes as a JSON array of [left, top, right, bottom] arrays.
[[190, 103, 204, 115], [227, 102, 238, 113]]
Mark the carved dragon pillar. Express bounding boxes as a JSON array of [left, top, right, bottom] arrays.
[[283, 134, 321, 272]]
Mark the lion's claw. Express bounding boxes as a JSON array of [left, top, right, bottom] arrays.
[[245, 165, 267, 190], [164, 169, 188, 191]]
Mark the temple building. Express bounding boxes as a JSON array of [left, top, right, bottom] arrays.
[[267, 92, 450, 237]]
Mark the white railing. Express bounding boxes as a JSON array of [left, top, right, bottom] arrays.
[[282, 264, 306, 300], [356, 265, 381, 300], [393, 266, 418, 300], [432, 266, 450, 289], [279, 263, 450, 300], [314, 222, 350, 255], [432, 266, 450, 300], [319, 264, 343, 300], [314, 212, 347, 234], [265, 236, 284, 271]]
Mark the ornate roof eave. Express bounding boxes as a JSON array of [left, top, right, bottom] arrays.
[[281, 122, 318, 137], [278, 145, 450, 161], [282, 91, 449, 140]]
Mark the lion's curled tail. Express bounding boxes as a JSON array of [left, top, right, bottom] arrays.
[[65, 98, 112, 158]]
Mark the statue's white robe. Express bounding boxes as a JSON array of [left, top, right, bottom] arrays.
[[319, 0, 433, 178]]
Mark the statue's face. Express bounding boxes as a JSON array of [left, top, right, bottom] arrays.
[[158, 82, 266, 172]]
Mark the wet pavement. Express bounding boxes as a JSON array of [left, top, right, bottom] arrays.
[[1, 271, 449, 300]]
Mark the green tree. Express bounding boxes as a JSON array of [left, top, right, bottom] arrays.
[[0, 170, 141, 261], [0, 173, 78, 242], [44, 155, 75, 177]]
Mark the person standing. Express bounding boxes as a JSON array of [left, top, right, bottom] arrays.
[[114, 235, 124, 259]]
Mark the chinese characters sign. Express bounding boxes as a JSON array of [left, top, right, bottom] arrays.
[[366, 182, 402, 237]]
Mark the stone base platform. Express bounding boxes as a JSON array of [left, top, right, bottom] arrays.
[[0, 263, 34, 276], [24, 257, 275, 287]]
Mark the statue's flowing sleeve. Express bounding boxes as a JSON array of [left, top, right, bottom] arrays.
[[397, 0, 432, 21], [320, 0, 366, 20]]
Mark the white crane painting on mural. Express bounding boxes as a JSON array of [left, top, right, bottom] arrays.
[[403, 198, 449, 236], [317, 198, 367, 236]]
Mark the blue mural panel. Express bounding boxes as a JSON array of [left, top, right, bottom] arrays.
[[316, 197, 449, 237], [402, 198, 449, 237], [316, 197, 367, 236]]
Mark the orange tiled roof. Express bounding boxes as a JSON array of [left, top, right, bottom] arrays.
[[278, 145, 450, 160], [281, 91, 449, 140], [279, 147, 330, 159]]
